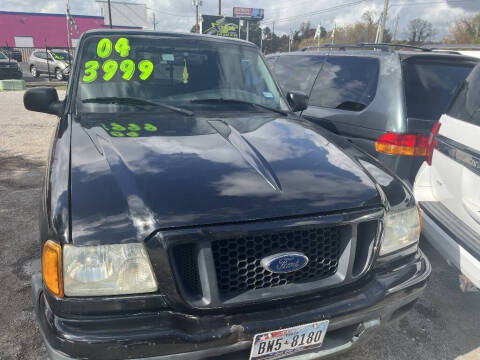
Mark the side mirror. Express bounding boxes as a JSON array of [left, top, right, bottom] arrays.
[[24, 87, 64, 115], [286, 91, 309, 112]]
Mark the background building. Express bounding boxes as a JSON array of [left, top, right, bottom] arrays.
[[98, 1, 148, 29], [0, 9, 143, 49]]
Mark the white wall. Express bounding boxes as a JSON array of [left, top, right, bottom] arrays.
[[101, 2, 147, 28], [14, 36, 34, 47]]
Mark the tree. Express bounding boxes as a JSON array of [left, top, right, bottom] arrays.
[[406, 18, 435, 44], [362, 10, 377, 26], [190, 25, 197, 33], [319, 26, 327, 39], [240, 20, 262, 46], [445, 13, 480, 44]]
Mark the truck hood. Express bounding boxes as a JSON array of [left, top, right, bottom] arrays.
[[70, 112, 382, 245]]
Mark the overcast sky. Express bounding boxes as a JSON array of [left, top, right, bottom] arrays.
[[2, 0, 479, 40]]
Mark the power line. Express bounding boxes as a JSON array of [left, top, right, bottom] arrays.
[[268, 0, 350, 12], [263, 0, 368, 24], [263, 0, 475, 26], [390, 0, 476, 6], [153, 9, 195, 18]]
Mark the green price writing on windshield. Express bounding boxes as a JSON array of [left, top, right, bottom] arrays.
[[83, 60, 100, 83], [82, 59, 153, 82], [138, 60, 154, 80], [102, 60, 118, 81], [100, 122, 158, 137], [83, 38, 153, 83], [115, 38, 131, 57], [97, 38, 113, 58], [97, 38, 130, 58], [120, 59, 135, 80]]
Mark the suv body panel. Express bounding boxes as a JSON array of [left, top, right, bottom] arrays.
[[268, 49, 478, 186], [414, 64, 480, 288]]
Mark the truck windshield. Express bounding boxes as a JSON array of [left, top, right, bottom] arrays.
[[76, 35, 287, 113]]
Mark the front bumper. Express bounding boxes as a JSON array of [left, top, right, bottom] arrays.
[[32, 251, 430, 360]]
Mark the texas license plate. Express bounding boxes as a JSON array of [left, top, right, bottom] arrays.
[[249, 320, 329, 360]]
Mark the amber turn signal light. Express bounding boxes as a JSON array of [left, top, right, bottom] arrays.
[[42, 240, 64, 298]]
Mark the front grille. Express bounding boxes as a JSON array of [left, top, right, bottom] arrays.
[[211, 226, 345, 296], [171, 244, 201, 297]]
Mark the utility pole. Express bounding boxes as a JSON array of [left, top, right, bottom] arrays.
[[260, 27, 264, 53], [218, 0, 221, 15], [375, 13, 383, 43], [393, 16, 399, 43], [196, 5, 199, 33], [193, 0, 202, 34], [272, 21, 275, 35], [65, 0, 71, 49], [153, 12, 156, 30], [246, 20, 249, 42], [107, 0, 113, 28], [331, 22, 336, 44], [378, 0, 389, 43], [288, 30, 292, 52]]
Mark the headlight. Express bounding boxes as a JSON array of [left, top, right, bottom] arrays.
[[63, 243, 158, 296], [380, 206, 421, 256]]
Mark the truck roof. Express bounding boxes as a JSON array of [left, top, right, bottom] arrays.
[[82, 29, 255, 47]]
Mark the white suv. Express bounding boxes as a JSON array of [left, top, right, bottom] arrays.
[[414, 64, 480, 289]]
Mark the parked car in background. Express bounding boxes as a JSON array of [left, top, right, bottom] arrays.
[[29, 49, 72, 80], [24, 30, 430, 360], [414, 64, 480, 289], [267, 44, 478, 186], [0, 50, 22, 79], [0, 46, 22, 62]]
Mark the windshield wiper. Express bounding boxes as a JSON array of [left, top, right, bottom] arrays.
[[190, 98, 289, 116], [82, 97, 193, 116]]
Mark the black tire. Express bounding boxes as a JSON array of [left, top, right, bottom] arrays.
[[30, 65, 39, 78], [55, 68, 64, 81]]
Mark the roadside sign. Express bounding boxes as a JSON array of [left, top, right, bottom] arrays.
[[233, 7, 264, 21], [202, 15, 240, 38]]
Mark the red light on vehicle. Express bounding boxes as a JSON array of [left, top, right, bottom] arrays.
[[376, 133, 429, 156], [426, 122, 441, 166]]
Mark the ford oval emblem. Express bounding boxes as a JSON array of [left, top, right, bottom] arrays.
[[260, 252, 309, 274]]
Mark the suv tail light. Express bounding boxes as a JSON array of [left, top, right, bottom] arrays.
[[426, 122, 442, 166], [376, 133, 429, 156]]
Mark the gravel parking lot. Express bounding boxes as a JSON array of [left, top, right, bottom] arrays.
[[0, 90, 479, 360]]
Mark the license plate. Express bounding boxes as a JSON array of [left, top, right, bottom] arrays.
[[249, 320, 329, 360]]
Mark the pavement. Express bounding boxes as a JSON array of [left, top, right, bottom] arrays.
[[0, 90, 479, 360]]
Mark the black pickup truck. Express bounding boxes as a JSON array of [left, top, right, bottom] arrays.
[[25, 30, 430, 360]]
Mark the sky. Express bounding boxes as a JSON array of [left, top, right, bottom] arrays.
[[2, 0, 479, 41]]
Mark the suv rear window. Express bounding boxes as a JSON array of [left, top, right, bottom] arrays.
[[447, 64, 480, 126], [309, 56, 379, 111], [403, 57, 475, 121], [272, 55, 325, 95]]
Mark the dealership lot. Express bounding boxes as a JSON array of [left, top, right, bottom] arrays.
[[0, 90, 478, 360], [18, 62, 68, 84]]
